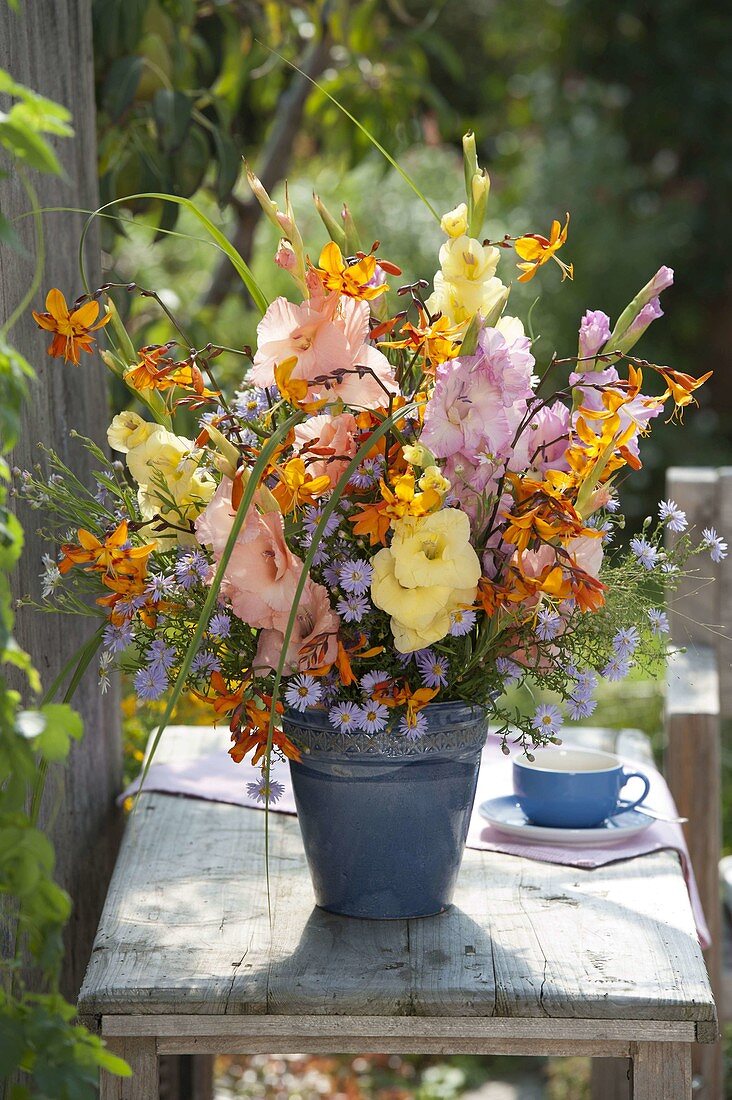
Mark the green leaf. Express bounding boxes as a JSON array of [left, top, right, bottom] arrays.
[[152, 89, 192, 153], [19, 704, 83, 762], [102, 56, 143, 122], [0, 116, 61, 174], [172, 125, 209, 198], [95, 1048, 132, 1076]]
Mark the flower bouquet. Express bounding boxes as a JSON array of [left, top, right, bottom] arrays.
[[20, 133, 723, 918]]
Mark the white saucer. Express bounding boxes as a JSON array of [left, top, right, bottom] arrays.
[[478, 795, 653, 845]]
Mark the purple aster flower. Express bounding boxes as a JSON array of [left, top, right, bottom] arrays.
[[208, 611, 231, 639], [536, 608, 561, 642], [190, 651, 221, 675], [134, 664, 168, 701], [659, 499, 687, 533], [567, 695, 597, 721], [630, 536, 659, 570], [147, 639, 176, 673], [175, 550, 210, 589], [349, 454, 385, 489], [303, 502, 340, 539], [449, 608, 476, 636], [338, 558, 373, 595], [284, 674, 322, 712], [360, 670, 391, 697], [496, 656, 521, 686], [336, 594, 370, 623], [233, 387, 269, 421], [328, 702, 360, 731], [319, 672, 341, 706], [114, 593, 147, 620], [613, 627, 639, 659], [531, 703, 563, 738], [602, 654, 632, 682], [399, 711, 428, 741], [102, 620, 134, 654], [356, 701, 389, 734], [146, 572, 177, 603], [323, 557, 346, 587], [604, 493, 620, 513], [415, 649, 449, 689], [246, 776, 286, 805], [702, 527, 728, 563], [648, 608, 670, 635]]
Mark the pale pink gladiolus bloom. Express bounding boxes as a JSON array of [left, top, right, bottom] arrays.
[[255, 579, 339, 675], [294, 412, 359, 484]]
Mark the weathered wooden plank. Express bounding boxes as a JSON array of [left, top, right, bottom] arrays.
[[590, 1058, 631, 1100], [100, 1038, 158, 1100], [78, 728, 715, 1026], [629, 1041, 691, 1099], [101, 1014, 699, 1043], [717, 467, 732, 716], [0, 0, 122, 1000], [665, 646, 722, 1100]]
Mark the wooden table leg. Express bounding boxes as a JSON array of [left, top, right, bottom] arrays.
[[101, 1037, 159, 1100], [630, 1043, 692, 1099], [591, 1057, 630, 1098]]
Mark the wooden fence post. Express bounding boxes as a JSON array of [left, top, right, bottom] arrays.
[[0, 0, 122, 1001]]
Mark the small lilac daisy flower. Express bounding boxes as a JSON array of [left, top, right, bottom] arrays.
[[208, 611, 231, 639], [175, 550, 209, 589], [360, 670, 391, 696], [134, 664, 168, 701], [319, 672, 340, 706], [659, 499, 687, 533], [336, 594, 370, 623], [496, 656, 522, 686], [284, 674, 322, 712], [233, 387, 269, 421], [102, 620, 134, 654], [97, 651, 113, 695], [338, 558, 373, 595], [328, 702, 360, 731], [399, 711, 428, 741], [567, 695, 597, 721], [602, 653, 632, 682], [114, 593, 147, 620], [303, 501, 341, 539], [630, 536, 659, 570], [536, 608, 561, 642], [531, 703, 563, 737], [350, 455, 384, 488], [415, 649, 449, 689], [449, 607, 476, 636], [146, 572, 177, 603], [246, 776, 286, 805], [190, 651, 221, 675], [604, 493, 620, 513], [613, 627, 639, 658], [702, 527, 728, 563], [147, 639, 176, 673], [648, 608, 670, 635], [323, 557, 345, 587], [356, 701, 389, 734]]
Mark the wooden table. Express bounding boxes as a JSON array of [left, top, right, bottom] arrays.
[[78, 727, 717, 1099]]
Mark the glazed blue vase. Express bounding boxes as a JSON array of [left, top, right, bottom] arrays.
[[284, 702, 488, 919]]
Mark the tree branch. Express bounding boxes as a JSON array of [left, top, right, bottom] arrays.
[[203, 33, 332, 307]]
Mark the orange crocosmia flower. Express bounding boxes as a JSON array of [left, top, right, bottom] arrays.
[[125, 345, 219, 398], [567, 564, 607, 612], [59, 520, 155, 579], [515, 213, 573, 284], [405, 686, 439, 725], [312, 241, 388, 301], [273, 356, 328, 413], [271, 457, 331, 513], [656, 366, 713, 409], [33, 288, 110, 365], [349, 499, 392, 547], [380, 308, 462, 372]]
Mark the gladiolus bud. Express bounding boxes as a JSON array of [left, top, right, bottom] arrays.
[[469, 170, 490, 237], [440, 203, 469, 238], [603, 267, 674, 355]]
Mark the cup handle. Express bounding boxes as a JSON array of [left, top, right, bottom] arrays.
[[617, 769, 651, 813]]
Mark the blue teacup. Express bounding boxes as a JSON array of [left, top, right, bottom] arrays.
[[513, 746, 651, 828]]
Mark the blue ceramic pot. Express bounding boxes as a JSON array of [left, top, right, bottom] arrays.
[[284, 702, 488, 920]]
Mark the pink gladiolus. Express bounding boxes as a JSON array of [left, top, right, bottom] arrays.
[[526, 401, 571, 474], [255, 579, 339, 675], [578, 309, 611, 360], [195, 479, 305, 632], [294, 412, 359, 484], [249, 294, 397, 410]]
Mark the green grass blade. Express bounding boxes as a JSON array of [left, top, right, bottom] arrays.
[[132, 409, 304, 805], [78, 194, 269, 314], [258, 43, 440, 223]]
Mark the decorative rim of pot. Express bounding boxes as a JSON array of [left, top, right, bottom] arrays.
[[282, 700, 490, 758]]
